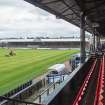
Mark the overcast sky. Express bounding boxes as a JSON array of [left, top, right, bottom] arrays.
[[0, 0, 81, 38]]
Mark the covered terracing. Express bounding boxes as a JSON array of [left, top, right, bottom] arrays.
[[24, 0, 105, 63]]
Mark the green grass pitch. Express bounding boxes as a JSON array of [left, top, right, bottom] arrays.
[[0, 48, 79, 95]]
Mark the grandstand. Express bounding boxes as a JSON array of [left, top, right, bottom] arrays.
[[0, 38, 89, 49]]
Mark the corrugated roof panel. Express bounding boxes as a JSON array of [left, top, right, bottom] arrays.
[[25, 0, 105, 36], [46, 1, 67, 12], [25, 0, 92, 34]]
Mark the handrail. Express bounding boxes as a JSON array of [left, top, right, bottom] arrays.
[[72, 59, 97, 105], [0, 96, 41, 105], [0, 74, 66, 104], [34, 75, 65, 103]]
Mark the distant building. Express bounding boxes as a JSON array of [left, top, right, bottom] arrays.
[[0, 38, 89, 49]]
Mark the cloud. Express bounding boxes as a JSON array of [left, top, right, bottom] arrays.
[[0, 0, 80, 38]]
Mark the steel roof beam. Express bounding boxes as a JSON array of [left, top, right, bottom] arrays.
[[64, 13, 74, 17], [42, 0, 60, 5], [85, 0, 104, 3], [61, 0, 80, 18], [61, 4, 76, 14], [85, 0, 105, 15]]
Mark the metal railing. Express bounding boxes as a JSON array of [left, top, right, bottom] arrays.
[[0, 96, 41, 105], [3, 80, 32, 98], [34, 75, 66, 103], [0, 75, 67, 105]]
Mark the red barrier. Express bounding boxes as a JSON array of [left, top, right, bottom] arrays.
[[94, 56, 104, 105], [93, 59, 102, 105], [72, 60, 97, 105]]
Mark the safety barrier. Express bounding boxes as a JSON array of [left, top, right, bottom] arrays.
[[72, 59, 97, 105], [0, 76, 66, 105], [34, 76, 65, 103], [0, 96, 41, 105], [94, 55, 105, 105]]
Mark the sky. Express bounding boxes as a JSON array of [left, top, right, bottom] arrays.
[[0, 0, 81, 38]]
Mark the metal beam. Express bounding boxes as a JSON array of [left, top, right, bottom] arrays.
[[61, 4, 76, 14], [41, 0, 60, 5], [93, 35, 95, 51], [61, 0, 80, 18], [96, 35, 100, 47], [85, 0, 104, 3], [85, 0, 105, 15], [80, 12, 86, 64], [64, 13, 74, 17], [93, 30, 96, 52], [0, 96, 40, 105], [96, 36, 100, 48]]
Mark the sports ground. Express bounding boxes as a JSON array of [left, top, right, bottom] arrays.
[[0, 48, 79, 95]]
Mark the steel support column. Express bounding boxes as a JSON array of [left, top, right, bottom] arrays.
[[98, 36, 100, 43], [98, 36, 100, 45], [80, 12, 86, 64], [93, 29, 96, 52], [96, 36, 98, 48], [96, 36, 100, 48]]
